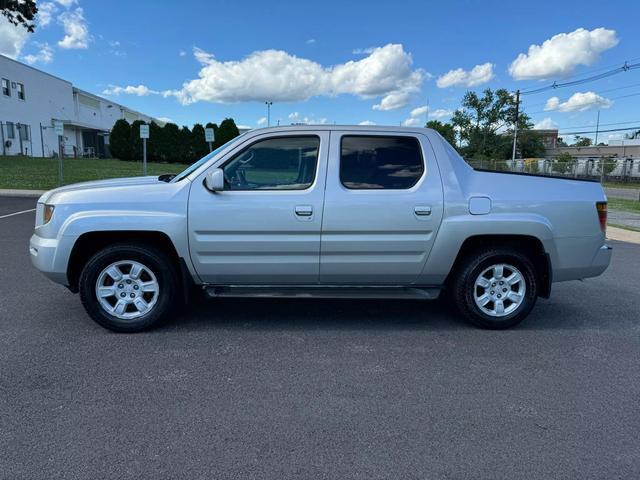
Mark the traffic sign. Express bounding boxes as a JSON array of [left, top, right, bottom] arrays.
[[205, 128, 215, 142], [53, 120, 64, 136], [140, 124, 150, 139]]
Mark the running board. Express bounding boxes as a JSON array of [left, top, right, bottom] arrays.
[[204, 285, 441, 300]]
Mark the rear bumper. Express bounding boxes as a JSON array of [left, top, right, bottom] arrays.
[[587, 244, 613, 278], [29, 234, 67, 284]]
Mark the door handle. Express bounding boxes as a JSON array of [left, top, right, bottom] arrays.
[[295, 205, 313, 217], [414, 205, 432, 216]]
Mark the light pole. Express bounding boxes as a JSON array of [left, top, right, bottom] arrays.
[[265, 101, 273, 126]]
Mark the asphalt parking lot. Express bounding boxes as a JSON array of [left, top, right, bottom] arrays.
[[1, 196, 639, 479]]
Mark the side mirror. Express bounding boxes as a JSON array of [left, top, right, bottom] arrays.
[[204, 168, 225, 192]]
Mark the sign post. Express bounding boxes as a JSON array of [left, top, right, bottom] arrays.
[[54, 121, 64, 186], [205, 127, 215, 152], [140, 124, 150, 175]]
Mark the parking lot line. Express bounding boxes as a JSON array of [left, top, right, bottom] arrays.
[[0, 208, 36, 220]]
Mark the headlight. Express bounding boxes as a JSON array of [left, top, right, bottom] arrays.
[[43, 204, 55, 224]]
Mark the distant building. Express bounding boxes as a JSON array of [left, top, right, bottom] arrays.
[[1, 54, 161, 158], [546, 142, 640, 178], [534, 129, 559, 149]]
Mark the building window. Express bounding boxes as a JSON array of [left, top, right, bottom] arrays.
[[6, 122, 15, 139], [340, 135, 424, 189], [2, 78, 9, 97], [16, 83, 25, 100]]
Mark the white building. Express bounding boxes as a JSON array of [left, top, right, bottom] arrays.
[[1, 54, 161, 158]]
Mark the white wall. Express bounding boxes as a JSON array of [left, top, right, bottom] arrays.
[[1, 54, 158, 158]]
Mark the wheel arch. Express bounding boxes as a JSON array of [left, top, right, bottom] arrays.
[[66, 231, 194, 299], [445, 234, 552, 298]]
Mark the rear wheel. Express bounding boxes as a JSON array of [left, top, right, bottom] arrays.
[[452, 247, 538, 329], [79, 243, 178, 332]]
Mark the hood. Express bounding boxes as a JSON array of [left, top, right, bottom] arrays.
[[38, 176, 162, 204]]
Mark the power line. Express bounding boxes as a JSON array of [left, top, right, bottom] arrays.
[[557, 119, 640, 131], [558, 125, 640, 136], [521, 81, 640, 109], [520, 61, 640, 95]]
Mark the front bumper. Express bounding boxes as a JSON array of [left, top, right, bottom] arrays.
[[29, 234, 67, 284]]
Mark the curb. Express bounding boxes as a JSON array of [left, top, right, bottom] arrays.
[[0, 189, 45, 198], [607, 226, 640, 245]]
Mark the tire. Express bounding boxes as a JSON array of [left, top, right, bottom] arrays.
[[79, 243, 179, 332], [452, 247, 538, 329]]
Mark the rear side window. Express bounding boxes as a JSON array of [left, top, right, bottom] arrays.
[[340, 135, 424, 189]]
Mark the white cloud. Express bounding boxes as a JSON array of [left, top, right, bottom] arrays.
[[102, 84, 160, 96], [428, 108, 453, 119], [179, 50, 186, 57], [23, 42, 54, 65], [436, 62, 495, 88], [352, 47, 375, 55], [544, 91, 612, 112], [257, 117, 268, 126], [410, 105, 429, 117], [359, 120, 376, 125], [55, 0, 77, 6], [37, 2, 57, 27], [372, 91, 411, 111], [509, 27, 619, 80], [157, 117, 173, 123], [306, 38, 316, 45], [166, 44, 424, 111], [58, 7, 89, 49], [0, 16, 29, 58], [287, 112, 327, 124], [533, 117, 559, 130], [402, 117, 423, 127]]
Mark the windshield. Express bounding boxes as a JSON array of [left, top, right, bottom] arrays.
[[172, 133, 248, 182]]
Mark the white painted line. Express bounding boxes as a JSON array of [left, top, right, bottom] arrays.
[[0, 208, 36, 219]]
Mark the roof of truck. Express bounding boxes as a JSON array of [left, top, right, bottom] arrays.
[[249, 125, 434, 135]]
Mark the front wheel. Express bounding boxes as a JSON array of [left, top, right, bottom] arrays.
[[452, 247, 538, 329], [79, 244, 179, 332]]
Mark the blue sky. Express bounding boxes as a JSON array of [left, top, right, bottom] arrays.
[[2, 0, 639, 142]]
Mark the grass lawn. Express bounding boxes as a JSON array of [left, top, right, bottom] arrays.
[[608, 197, 640, 214], [603, 182, 640, 190], [0, 155, 185, 190]]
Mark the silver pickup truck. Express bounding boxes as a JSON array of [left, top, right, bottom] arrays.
[[30, 126, 612, 332]]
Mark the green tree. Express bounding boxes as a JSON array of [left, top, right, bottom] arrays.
[[190, 124, 209, 161], [597, 156, 617, 177], [518, 130, 546, 158], [426, 120, 456, 146], [451, 88, 526, 160], [109, 119, 132, 160], [573, 135, 592, 147], [215, 118, 241, 148], [552, 152, 575, 174], [2, 0, 38, 32], [130, 120, 145, 160]]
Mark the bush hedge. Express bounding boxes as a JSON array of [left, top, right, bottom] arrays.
[[108, 118, 241, 164]]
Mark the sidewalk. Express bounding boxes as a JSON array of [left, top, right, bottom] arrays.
[[0, 189, 45, 198]]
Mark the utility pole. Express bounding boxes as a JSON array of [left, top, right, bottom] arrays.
[[594, 110, 601, 145], [265, 101, 273, 126], [511, 90, 520, 162]]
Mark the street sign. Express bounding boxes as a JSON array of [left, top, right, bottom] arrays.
[[140, 124, 150, 139], [205, 128, 215, 142], [53, 120, 64, 136]]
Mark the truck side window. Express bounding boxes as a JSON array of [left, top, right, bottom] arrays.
[[223, 136, 319, 191], [340, 135, 424, 189]]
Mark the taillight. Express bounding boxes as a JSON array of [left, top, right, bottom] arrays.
[[596, 202, 607, 233]]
